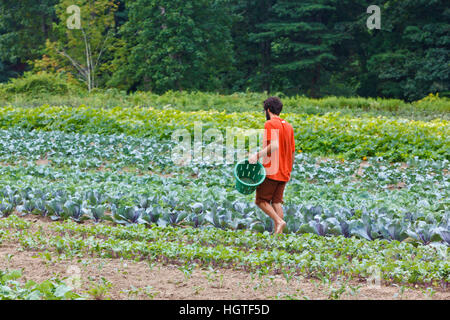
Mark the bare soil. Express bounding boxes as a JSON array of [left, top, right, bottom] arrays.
[[387, 181, 407, 190], [0, 218, 448, 300], [0, 244, 448, 300], [36, 159, 50, 166]]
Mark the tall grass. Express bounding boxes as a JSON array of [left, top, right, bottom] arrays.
[[1, 82, 449, 120]]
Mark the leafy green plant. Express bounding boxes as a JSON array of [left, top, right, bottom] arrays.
[[0, 203, 13, 218], [86, 277, 113, 300], [407, 222, 443, 245], [63, 200, 88, 223], [111, 205, 146, 225], [0, 269, 84, 300], [0, 72, 74, 96], [46, 199, 69, 221], [178, 262, 197, 281]]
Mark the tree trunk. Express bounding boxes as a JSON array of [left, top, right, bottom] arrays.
[[82, 29, 92, 92]]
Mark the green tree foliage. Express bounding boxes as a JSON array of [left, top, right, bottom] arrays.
[[0, 0, 448, 99], [255, 0, 348, 97], [0, 0, 57, 81], [0, 60, 17, 83], [228, 0, 275, 92], [367, 0, 450, 100], [109, 0, 234, 93], [33, 0, 119, 91]]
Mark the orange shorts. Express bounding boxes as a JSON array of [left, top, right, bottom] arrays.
[[255, 178, 287, 205]]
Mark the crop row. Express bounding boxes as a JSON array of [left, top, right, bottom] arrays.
[[2, 90, 449, 120], [1, 128, 448, 181], [1, 215, 448, 287], [0, 128, 447, 218], [0, 106, 448, 161], [1, 128, 448, 186], [0, 162, 446, 226], [0, 186, 448, 246]]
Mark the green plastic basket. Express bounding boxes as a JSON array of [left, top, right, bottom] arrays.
[[234, 160, 266, 195]]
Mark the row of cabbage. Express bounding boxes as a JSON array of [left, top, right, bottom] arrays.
[[0, 128, 447, 218], [0, 187, 448, 247]]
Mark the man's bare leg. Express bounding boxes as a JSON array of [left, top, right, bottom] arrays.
[[272, 203, 284, 220], [271, 203, 286, 234], [256, 201, 286, 234]]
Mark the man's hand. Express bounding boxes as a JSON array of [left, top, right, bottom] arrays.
[[248, 153, 258, 164]]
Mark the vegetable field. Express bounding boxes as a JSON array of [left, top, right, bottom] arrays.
[[0, 94, 449, 300]]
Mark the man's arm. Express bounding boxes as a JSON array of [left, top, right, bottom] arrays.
[[249, 140, 279, 164]]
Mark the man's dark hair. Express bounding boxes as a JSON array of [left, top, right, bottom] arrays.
[[263, 97, 283, 115]]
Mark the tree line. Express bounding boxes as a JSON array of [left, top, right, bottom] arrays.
[[0, 0, 448, 100]]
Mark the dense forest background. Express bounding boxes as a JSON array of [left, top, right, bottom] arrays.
[[0, 0, 448, 101]]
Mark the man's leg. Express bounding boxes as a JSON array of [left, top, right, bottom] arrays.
[[256, 178, 286, 234], [256, 200, 285, 234], [272, 202, 283, 220], [271, 182, 287, 234], [271, 203, 286, 234]]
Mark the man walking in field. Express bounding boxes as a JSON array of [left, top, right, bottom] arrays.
[[249, 97, 295, 234]]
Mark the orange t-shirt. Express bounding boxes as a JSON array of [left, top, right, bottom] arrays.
[[262, 117, 295, 182]]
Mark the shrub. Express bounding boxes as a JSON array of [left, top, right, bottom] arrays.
[[0, 72, 76, 96]]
